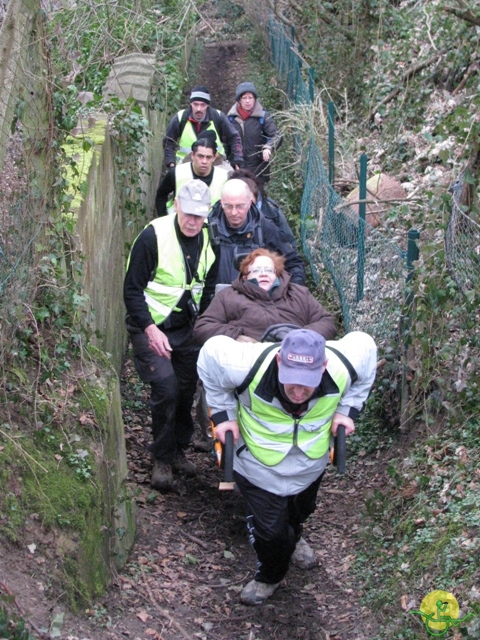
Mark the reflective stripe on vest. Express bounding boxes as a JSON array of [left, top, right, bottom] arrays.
[[176, 109, 225, 162], [166, 163, 228, 214], [237, 346, 350, 467], [138, 216, 215, 325]]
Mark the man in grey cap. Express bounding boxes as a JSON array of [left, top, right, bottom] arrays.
[[124, 180, 219, 491], [163, 85, 244, 169], [198, 329, 377, 604], [227, 81, 283, 186]]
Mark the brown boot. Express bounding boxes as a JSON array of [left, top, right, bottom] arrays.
[[171, 450, 196, 477], [151, 459, 173, 492]]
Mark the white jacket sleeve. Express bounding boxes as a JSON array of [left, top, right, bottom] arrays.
[[327, 331, 377, 418], [197, 336, 269, 422]]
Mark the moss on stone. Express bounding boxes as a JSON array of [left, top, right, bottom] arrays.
[[0, 352, 135, 607], [62, 117, 108, 213]]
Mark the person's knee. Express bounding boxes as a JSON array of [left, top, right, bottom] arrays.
[[151, 373, 178, 404]]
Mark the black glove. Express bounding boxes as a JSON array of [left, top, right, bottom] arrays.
[[260, 323, 301, 343]]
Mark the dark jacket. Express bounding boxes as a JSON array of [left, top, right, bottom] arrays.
[[193, 271, 336, 345], [163, 106, 243, 167], [227, 99, 282, 183], [258, 195, 296, 246], [208, 201, 306, 286], [124, 219, 219, 331]]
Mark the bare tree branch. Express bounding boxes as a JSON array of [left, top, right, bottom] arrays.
[[442, 4, 480, 27], [266, 0, 295, 27], [368, 51, 444, 121]]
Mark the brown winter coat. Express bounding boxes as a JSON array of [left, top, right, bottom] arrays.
[[193, 272, 336, 345]]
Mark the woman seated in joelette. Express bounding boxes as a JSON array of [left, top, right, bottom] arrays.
[[193, 248, 337, 345]]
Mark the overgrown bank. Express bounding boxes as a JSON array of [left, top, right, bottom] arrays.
[[253, 1, 480, 637]]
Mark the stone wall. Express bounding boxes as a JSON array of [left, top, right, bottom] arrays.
[[0, 0, 196, 604]]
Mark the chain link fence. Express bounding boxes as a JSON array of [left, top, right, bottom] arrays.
[[268, 15, 408, 350], [446, 177, 480, 298]]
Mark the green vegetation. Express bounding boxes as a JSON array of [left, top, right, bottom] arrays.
[[258, 0, 480, 635], [0, 608, 34, 640], [1, 0, 197, 607]]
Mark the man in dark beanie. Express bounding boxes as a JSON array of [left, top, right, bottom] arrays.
[[227, 81, 282, 186], [163, 85, 244, 170]]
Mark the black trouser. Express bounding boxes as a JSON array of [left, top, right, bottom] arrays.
[[128, 323, 199, 463], [234, 471, 325, 584]]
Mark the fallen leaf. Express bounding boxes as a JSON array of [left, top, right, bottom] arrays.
[[136, 610, 151, 623]]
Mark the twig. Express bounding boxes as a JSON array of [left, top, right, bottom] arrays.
[[452, 59, 480, 95], [140, 564, 194, 639], [177, 525, 210, 550], [0, 429, 49, 473], [209, 571, 251, 589], [191, 2, 216, 33]]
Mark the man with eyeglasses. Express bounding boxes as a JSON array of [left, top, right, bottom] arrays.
[[208, 179, 306, 285]]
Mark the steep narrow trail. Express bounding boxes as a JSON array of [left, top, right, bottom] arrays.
[[0, 7, 389, 640], [85, 11, 386, 640]]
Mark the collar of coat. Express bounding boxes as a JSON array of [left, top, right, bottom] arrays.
[[228, 100, 265, 119]]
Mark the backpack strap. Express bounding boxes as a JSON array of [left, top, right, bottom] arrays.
[[235, 344, 278, 397], [325, 346, 358, 384], [210, 108, 223, 133], [260, 109, 266, 126], [177, 109, 189, 138]]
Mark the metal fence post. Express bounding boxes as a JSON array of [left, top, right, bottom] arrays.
[[356, 153, 367, 302], [328, 101, 335, 185], [406, 230, 420, 285], [400, 229, 420, 430]]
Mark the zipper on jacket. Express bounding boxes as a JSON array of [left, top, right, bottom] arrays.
[[293, 419, 299, 446]]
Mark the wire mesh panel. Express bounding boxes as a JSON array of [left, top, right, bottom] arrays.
[[446, 178, 480, 298], [268, 14, 407, 351]]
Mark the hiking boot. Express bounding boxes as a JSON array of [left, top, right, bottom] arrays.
[[151, 460, 173, 492], [240, 579, 280, 606], [291, 537, 317, 569], [171, 450, 196, 477]]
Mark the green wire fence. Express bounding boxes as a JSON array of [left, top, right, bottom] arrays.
[[269, 15, 411, 350]]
